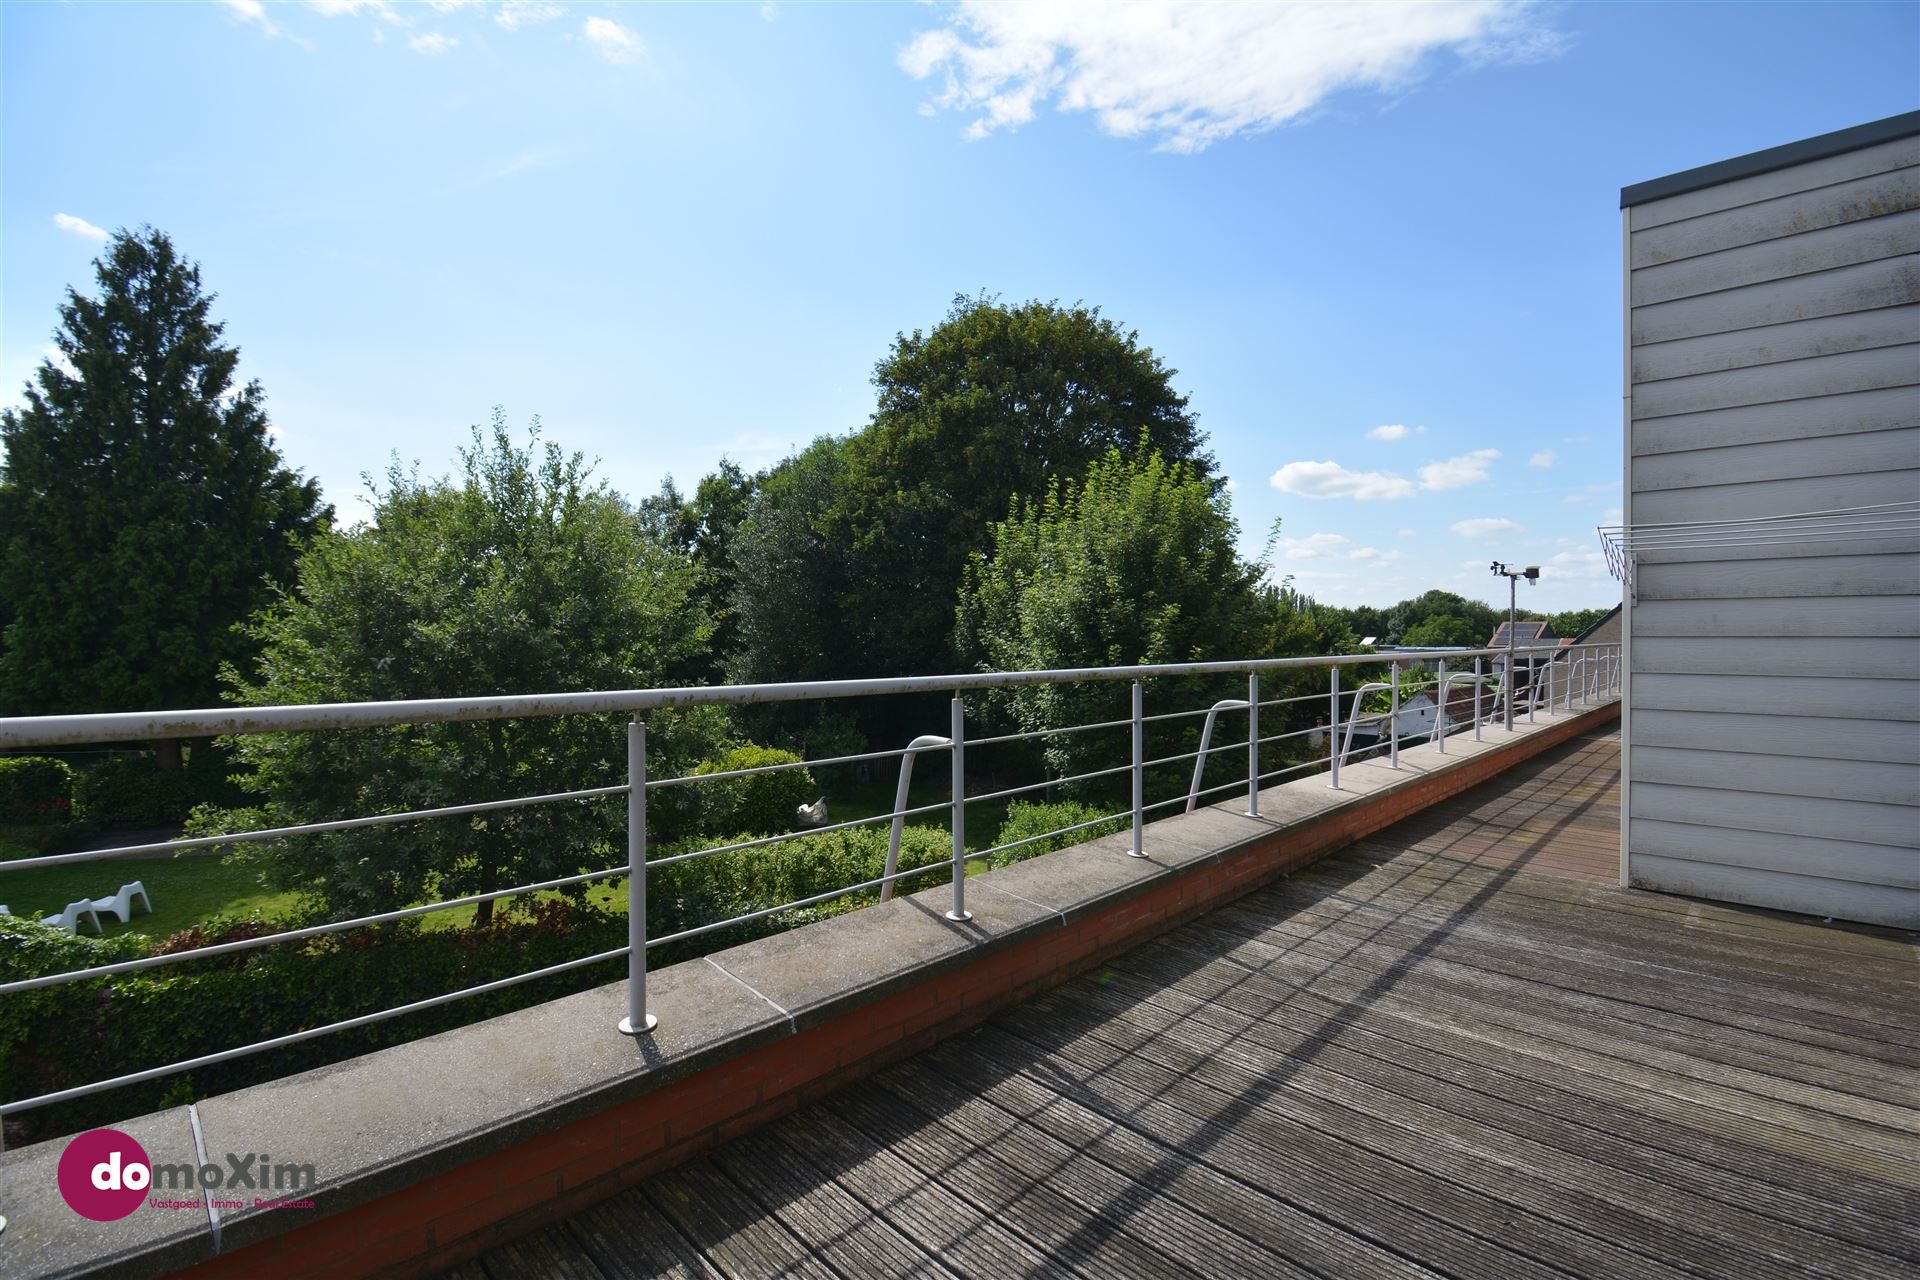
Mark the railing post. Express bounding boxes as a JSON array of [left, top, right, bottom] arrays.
[[1389, 662, 1400, 770], [618, 718, 656, 1036], [1328, 666, 1341, 790], [1129, 681, 1146, 857], [1504, 635, 1516, 733], [947, 696, 970, 922], [1246, 672, 1260, 818], [1434, 659, 1448, 753], [1473, 657, 1483, 742]]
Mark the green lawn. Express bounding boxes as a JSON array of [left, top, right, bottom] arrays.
[[0, 851, 300, 941], [0, 774, 1087, 942]]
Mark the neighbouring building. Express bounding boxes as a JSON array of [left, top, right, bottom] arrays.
[[1616, 111, 1920, 929]]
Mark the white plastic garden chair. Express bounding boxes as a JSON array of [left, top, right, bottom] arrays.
[[91, 881, 152, 924], [39, 901, 103, 935]]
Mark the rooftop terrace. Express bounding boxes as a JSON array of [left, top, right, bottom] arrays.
[[436, 730, 1920, 1280]]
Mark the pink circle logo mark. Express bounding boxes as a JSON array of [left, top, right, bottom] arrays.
[[56, 1129, 151, 1221]]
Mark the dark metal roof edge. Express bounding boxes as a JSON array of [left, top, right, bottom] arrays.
[[1620, 110, 1920, 209]]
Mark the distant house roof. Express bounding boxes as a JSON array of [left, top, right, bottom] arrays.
[[1488, 620, 1556, 648]]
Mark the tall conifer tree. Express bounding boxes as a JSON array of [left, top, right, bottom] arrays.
[[0, 228, 329, 762]]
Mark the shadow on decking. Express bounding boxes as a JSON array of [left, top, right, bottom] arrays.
[[451, 729, 1920, 1280]]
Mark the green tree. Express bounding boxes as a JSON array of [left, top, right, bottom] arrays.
[[1380, 590, 1503, 647], [1547, 606, 1612, 637], [215, 415, 721, 926], [0, 229, 329, 763], [726, 439, 855, 690], [644, 460, 755, 681], [1401, 614, 1481, 648], [829, 295, 1212, 678], [955, 447, 1264, 794]]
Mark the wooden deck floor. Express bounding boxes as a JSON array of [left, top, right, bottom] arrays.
[[449, 730, 1920, 1280]]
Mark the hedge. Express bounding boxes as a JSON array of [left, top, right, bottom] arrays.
[[1, 801, 1116, 1144], [0, 757, 74, 826]]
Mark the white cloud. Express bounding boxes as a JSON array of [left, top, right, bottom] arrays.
[[1270, 460, 1417, 501], [583, 16, 641, 63], [1600, 507, 1622, 526], [53, 213, 108, 243], [1417, 448, 1499, 491], [1278, 532, 1353, 559], [1549, 547, 1610, 580], [761, 1, 779, 20], [496, 1, 563, 30], [1451, 517, 1522, 539], [1560, 493, 1590, 505], [900, 1, 1562, 151], [1528, 449, 1557, 469], [1276, 532, 1405, 564], [1398, 528, 1416, 538], [308, 0, 400, 19], [1222, 476, 1239, 492], [409, 31, 457, 54], [1366, 423, 1425, 442]]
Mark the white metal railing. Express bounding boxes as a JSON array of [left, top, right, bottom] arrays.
[[0, 641, 1619, 1116]]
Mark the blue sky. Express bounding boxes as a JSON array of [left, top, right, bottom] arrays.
[[3, 1, 1915, 615]]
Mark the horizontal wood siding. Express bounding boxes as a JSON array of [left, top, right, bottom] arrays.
[[1627, 131, 1920, 928], [1629, 596, 1920, 636], [1628, 744, 1920, 804], [1631, 674, 1920, 721], [1630, 816, 1920, 887]]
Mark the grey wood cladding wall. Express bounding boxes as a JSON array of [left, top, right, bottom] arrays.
[[1624, 126, 1920, 930]]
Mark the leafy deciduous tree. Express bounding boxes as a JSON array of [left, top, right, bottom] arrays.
[[214, 415, 722, 926], [828, 295, 1213, 678], [1400, 614, 1482, 648], [955, 447, 1264, 794]]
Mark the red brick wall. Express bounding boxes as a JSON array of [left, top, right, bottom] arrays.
[[175, 704, 1617, 1280]]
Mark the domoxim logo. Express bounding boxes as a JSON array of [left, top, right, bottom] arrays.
[[56, 1129, 151, 1222]]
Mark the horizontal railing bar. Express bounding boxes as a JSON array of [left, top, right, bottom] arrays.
[[962, 761, 1135, 807], [1140, 736, 1251, 772], [0, 863, 630, 995], [646, 799, 955, 870], [1254, 723, 1329, 748], [0, 648, 1568, 747], [964, 716, 1134, 749], [967, 807, 1134, 863], [645, 854, 960, 949], [0, 944, 630, 1115], [646, 741, 927, 789], [1254, 691, 1331, 710], [1139, 704, 1232, 725], [1257, 757, 1336, 785], [0, 782, 631, 873]]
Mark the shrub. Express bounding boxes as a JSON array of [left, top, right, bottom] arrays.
[[0, 757, 75, 825], [73, 754, 197, 827], [650, 822, 952, 959], [691, 746, 816, 837], [986, 800, 1125, 867], [0, 902, 629, 1144]]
